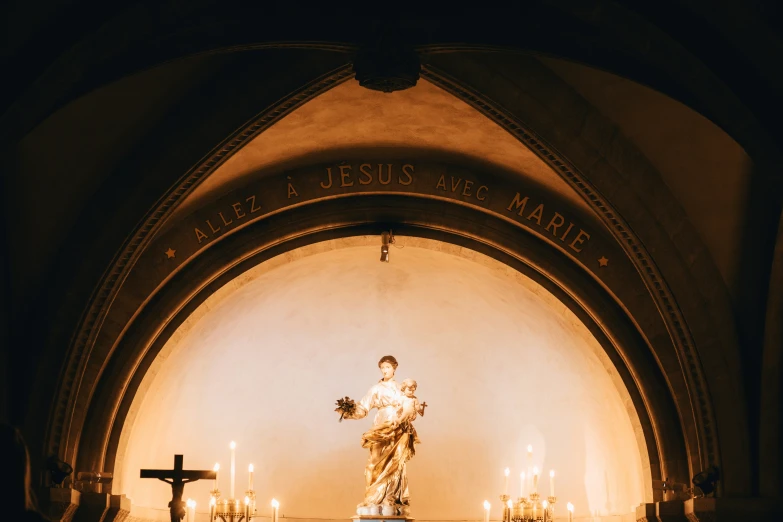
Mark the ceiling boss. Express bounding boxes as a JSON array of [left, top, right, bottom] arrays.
[[335, 355, 427, 519]]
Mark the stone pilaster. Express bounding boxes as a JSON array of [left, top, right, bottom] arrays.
[[656, 500, 687, 522], [684, 498, 716, 522], [636, 502, 657, 522], [38, 488, 80, 522], [71, 492, 130, 522]]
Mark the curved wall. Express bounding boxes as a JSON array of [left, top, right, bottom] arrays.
[[116, 237, 647, 521]]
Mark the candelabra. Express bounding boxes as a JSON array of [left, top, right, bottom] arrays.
[[501, 492, 557, 522], [209, 488, 256, 522]]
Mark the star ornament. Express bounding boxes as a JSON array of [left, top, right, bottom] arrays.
[[598, 256, 609, 268], [165, 248, 176, 259]]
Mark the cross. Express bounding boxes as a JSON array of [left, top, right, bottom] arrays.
[[141, 455, 216, 522]]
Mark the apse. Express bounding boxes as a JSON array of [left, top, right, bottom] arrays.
[[116, 237, 648, 521]]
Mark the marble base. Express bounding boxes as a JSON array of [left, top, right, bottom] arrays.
[[351, 516, 414, 522]]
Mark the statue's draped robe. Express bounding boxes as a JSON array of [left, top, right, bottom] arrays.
[[355, 379, 418, 511]]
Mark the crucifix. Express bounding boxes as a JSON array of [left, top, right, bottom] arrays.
[[141, 454, 216, 522]]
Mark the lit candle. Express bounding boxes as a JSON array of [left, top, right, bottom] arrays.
[[549, 470, 555, 497], [503, 467, 510, 495], [533, 467, 539, 494], [248, 464, 254, 491], [520, 472, 526, 498], [213, 463, 220, 491], [526, 445, 533, 494], [230, 441, 236, 499], [483, 500, 490, 522], [271, 498, 280, 522], [506, 499, 513, 522], [244, 496, 250, 521], [209, 497, 216, 522], [567, 502, 574, 522], [186, 499, 195, 522], [542, 500, 548, 522]]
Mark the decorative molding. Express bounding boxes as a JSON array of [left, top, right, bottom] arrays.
[[45, 64, 356, 462], [418, 64, 719, 472]]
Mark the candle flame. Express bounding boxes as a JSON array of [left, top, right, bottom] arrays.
[[527, 444, 533, 453], [271, 499, 280, 508], [249, 464, 254, 472], [244, 496, 250, 505], [504, 467, 510, 476], [567, 502, 574, 512], [186, 498, 196, 508], [210, 497, 216, 506], [230, 441, 236, 449], [214, 463, 220, 471], [506, 499, 513, 509], [483, 500, 491, 510], [520, 472, 526, 479], [542, 500, 548, 509], [550, 470, 555, 478]]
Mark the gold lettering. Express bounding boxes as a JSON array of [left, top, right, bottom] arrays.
[[476, 185, 488, 201], [560, 222, 575, 242], [378, 164, 392, 185], [461, 180, 473, 197], [399, 164, 414, 185], [568, 229, 591, 252], [526, 203, 544, 225], [246, 195, 261, 213], [195, 227, 209, 244], [320, 167, 334, 189], [545, 212, 565, 236], [218, 212, 233, 227], [339, 165, 354, 187], [232, 202, 246, 219], [359, 164, 373, 185], [450, 177, 462, 192], [436, 174, 447, 191], [287, 183, 299, 198], [506, 193, 529, 215], [206, 219, 220, 233]]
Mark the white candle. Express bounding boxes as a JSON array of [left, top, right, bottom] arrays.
[[248, 464, 254, 491], [483, 500, 490, 522], [542, 500, 548, 522], [186, 499, 195, 522], [503, 467, 510, 495], [209, 497, 216, 522], [213, 463, 220, 491], [526, 445, 533, 494], [549, 470, 555, 497], [567, 502, 574, 522], [230, 441, 236, 499], [244, 496, 250, 521], [520, 472, 526, 498], [271, 498, 280, 522], [533, 467, 539, 494]]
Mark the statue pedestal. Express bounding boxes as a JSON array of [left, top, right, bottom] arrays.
[[352, 515, 414, 522]]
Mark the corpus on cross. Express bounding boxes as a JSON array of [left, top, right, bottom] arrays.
[[141, 454, 216, 522]]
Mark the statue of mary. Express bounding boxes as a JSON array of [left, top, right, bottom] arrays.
[[341, 355, 422, 517]]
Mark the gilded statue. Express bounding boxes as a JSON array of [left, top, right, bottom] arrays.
[[335, 356, 427, 517]]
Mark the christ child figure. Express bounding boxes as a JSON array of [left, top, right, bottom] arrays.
[[398, 378, 427, 427]]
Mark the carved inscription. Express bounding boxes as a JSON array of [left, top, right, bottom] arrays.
[[194, 194, 261, 244], [506, 193, 590, 252], [435, 173, 488, 201], [182, 162, 594, 258], [319, 163, 415, 189]]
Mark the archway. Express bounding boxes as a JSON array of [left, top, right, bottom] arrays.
[[114, 236, 651, 521]]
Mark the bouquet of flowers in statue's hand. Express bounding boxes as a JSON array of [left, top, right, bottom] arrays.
[[335, 396, 357, 422]]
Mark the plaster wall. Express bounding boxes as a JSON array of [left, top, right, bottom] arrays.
[[116, 237, 647, 521]]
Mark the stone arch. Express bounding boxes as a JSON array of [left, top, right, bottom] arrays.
[[40, 57, 748, 505]]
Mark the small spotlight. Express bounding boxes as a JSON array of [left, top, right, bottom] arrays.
[[380, 231, 394, 262]]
